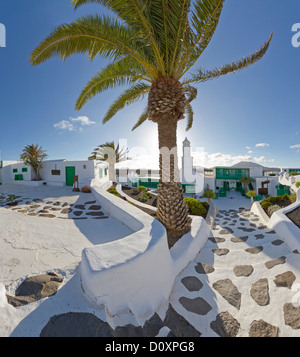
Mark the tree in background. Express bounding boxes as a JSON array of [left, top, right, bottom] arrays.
[[88, 141, 129, 182], [238, 176, 255, 194], [202, 185, 216, 203], [31, 0, 272, 247], [246, 190, 256, 206], [20, 144, 48, 181]]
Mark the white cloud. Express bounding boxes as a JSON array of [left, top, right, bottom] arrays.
[[192, 151, 252, 168], [70, 116, 96, 126], [54, 116, 96, 132], [53, 120, 75, 132], [245, 146, 251, 150], [248, 150, 253, 154], [290, 144, 300, 149], [255, 143, 270, 147], [254, 156, 275, 164]]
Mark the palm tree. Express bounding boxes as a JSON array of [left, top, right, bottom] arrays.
[[88, 140, 129, 182], [30, 0, 272, 247], [20, 144, 48, 181], [202, 185, 216, 203], [246, 190, 256, 206], [238, 176, 255, 194]]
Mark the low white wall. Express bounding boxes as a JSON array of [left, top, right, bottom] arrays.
[[268, 190, 300, 252], [251, 201, 270, 224], [171, 216, 211, 277], [252, 190, 300, 253], [80, 179, 212, 323]]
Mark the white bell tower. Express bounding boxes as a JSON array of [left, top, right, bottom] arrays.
[[182, 137, 194, 184]]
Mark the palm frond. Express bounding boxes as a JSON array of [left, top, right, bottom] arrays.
[[185, 33, 273, 84], [88, 140, 130, 162], [71, 0, 106, 9], [185, 103, 194, 131], [175, 0, 224, 78], [183, 85, 197, 131], [76, 57, 149, 110], [132, 108, 148, 131], [103, 83, 150, 123], [30, 14, 156, 78]]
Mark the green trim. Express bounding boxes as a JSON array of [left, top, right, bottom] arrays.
[[14, 174, 23, 181], [22, 167, 28, 172], [216, 168, 250, 180]]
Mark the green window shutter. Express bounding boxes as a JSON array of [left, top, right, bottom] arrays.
[[22, 168, 28, 172], [13, 168, 18, 173], [99, 168, 103, 179], [104, 168, 108, 176]]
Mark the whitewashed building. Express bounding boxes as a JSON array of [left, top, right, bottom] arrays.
[[0, 159, 109, 187]]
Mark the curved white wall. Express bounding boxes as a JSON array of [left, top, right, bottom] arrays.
[[80, 179, 212, 323]]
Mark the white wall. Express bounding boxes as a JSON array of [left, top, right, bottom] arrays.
[[80, 180, 212, 324], [39, 160, 109, 187], [255, 177, 278, 196], [250, 166, 263, 178], [0, 161, 32, 184]]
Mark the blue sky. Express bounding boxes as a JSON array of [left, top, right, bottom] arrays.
[[0, 0, 300, 169]]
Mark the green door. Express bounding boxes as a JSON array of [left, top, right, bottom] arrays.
[[223, 181, 230, 191], [65, 166, 76, 186]]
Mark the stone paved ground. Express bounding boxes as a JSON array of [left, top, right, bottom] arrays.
[[0, 194, 108, 220], [3, 187, 300, 337], [168, 208, 300, 337]]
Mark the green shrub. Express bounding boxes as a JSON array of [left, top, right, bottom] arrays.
[[107, 187, 119, 196], [202, 187, 216, 202], [267, 204, 281, 216], [137, 186, 147, 192], [289, 171, 300, 176], [265, 196, 282, 204], [184, 197, 207, 216], [261, 200, 272, 210], [290, 193, 297, 203], [282, 194, 291, 201], [200, 201, 209, 210], [8, 194, 17, 202], [246, 190, 256, 198], [138, 192, 149, 202], [296, 182, 300, 188]]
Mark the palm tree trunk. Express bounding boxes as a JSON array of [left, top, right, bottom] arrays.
[[33, 166, 41, 181], [156, 116, 191, 248], [148, 77, 191, 248]]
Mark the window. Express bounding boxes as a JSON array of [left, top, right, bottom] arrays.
[[13, 168, 17, 173], [104, 168, 108, 176], [99, 168, 103, 179], [83, 165, 86, 169], [22, 168, 28, 172], [51, 170, 61, 176]]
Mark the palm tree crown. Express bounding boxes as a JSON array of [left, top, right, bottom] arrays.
[[31, 0, 272, 132], [88, 140, 129, 163], [20, 144, 48, 181], [88, 140, 129, 182], [30, 0, 272, 246]]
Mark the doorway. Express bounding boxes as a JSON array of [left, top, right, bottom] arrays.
[[65, 166, 76, 186]]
